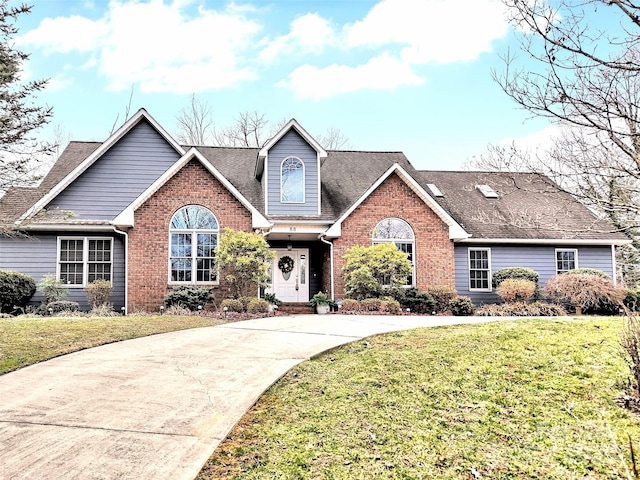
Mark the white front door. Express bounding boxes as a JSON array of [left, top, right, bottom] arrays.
[[270, 249, 309, 303]]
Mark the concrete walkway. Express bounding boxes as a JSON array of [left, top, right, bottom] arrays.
[[0, 314, 504, 480]]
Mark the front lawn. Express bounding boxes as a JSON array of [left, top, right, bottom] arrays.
[[199, 317, 640, 479], [0, 314, 226, 374]]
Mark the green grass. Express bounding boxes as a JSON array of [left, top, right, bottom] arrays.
[[0, 314, 226, 374], [199, 317, 640, 479]]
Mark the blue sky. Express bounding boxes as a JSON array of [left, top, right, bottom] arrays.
[[14, 0, 556, 170]]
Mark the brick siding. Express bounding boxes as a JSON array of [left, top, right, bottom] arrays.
[[128, 160, 252, 312], [332, 172, 454, 298]]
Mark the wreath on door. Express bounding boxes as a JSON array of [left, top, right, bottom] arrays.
[[278, 255, 295, 274]]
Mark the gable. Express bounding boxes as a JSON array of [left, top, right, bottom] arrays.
[[44, 120, 182, 220], [266, 129, 320, 216]]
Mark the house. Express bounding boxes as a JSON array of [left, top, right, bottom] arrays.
[[0, 109, 630, 312]]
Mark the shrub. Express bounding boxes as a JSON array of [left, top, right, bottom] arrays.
[[475, 301, 566, 317], [449, 296, 475, 316], [340, 298, 360, 312], [216, 229, 274, 298], [262, 293, 282, 306], [565, 267, 610, 278], [426, 285, 457, 313], [38, 274, 68, 304], [247, 298, 269, 314], [220, 298, 244, 313], [492, 267, 539, 288], [164, 286, 213, 311], [360, 298, 383, 312], [625, 290, 640, 312], [0, 270, 36, 313], [239, 296, 256, 312], [85, 279, 112, 309], [402, 289, 436, 314], [496, 278, 536, 303], [46, 300, 80, 314], [381, 297, 402, 314], [343, 244, 412, 300], [544, 273, 624, 314], [90, 304, 119, 317]]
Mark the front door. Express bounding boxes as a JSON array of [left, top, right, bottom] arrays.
[[271, 248, 309, 303]]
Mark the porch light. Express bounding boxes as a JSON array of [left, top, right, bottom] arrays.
[[287, 235, 292, 251]]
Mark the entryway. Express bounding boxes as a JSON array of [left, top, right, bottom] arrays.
[[270, 248, 310, 303]]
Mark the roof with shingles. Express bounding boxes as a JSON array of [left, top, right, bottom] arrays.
[[0, 129, 628, 244], [420, 170, 628, 241]]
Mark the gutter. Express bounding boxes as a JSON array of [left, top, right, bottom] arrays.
[[319, 233, 335, 300], [112, 226, 128, 315]]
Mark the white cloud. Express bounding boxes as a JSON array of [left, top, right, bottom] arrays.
[[279, 53, 424, 100], [17, 1, 261, 93], [259, 13, 334, 63], [347, 0, 509, 64]]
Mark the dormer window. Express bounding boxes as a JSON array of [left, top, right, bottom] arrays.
[[281, 157, 304, 203]]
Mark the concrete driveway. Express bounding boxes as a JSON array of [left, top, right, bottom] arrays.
[[0, 314, 502, 480]]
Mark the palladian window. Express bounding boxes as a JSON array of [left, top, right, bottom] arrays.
[[372, 217, 415, 286], [281, 157, 304, 203], [169, 205, 219, 284]]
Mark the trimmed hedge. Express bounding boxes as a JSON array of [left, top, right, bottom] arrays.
[[564, 267, 610, 278], [492, 267, 539, 288], [449, 296, 475, 316], [0, 270, 36, 313]]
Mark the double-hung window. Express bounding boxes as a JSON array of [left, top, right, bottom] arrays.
[[556, 249, 577, 274], [468, 248, 491, 291], [372, 217, 415, 287], [58, 237, 113, 286], [169, 205, 219, 284]]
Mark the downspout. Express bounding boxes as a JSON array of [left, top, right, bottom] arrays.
[[319, 234, 335, 300], [112, 226, 128, 315], [612, 244, 618, 287]]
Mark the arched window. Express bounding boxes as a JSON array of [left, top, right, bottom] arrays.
[[372, 217, 415, 286], [169, 205, 219, 284], [281, 157, 304, 203]]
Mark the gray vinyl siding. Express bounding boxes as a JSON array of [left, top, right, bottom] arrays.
[[454, 244, 615, 305], [0, 233, 126, 311], [47, 120, 181, 219], [266, 130, 319, 215]]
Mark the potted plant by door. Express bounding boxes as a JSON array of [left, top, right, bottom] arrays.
[[309, 292, 335, 315], [262, 292, 282, 313]]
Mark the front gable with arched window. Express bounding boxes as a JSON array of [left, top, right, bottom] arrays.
[[265, 129, 320, 215]]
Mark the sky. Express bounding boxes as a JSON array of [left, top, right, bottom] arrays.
[[12, 0, 559, 171]]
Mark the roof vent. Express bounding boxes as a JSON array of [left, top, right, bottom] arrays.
[[476, 184, 499, 198], [427, 183, 444, 197]]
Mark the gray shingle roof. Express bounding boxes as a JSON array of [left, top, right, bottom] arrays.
[[420, 171, 628, 241], [0, 136, 628, 244]]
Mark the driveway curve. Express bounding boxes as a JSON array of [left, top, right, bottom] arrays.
[[0, 314, 503, 480]]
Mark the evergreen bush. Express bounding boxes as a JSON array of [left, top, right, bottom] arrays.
[[0, 270, 36, 313], [425, 285, 457, 313], [492, 267, 539, 288], [449, 296, 475, 316], [164, 286, 213, 311], [220, 298, 244, 313], [247, 298, 269, 314]]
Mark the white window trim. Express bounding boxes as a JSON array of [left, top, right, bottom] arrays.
[[555, 248, 579, 274], [280, 156, 305, 204], [468, 247, 492, 292], [372, 217, 416, 287], [168, 206, 220, 286], [57, 236, 113, 288]]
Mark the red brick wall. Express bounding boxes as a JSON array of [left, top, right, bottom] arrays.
[[332, 172, 454, 298], [128, 160, 252, 312]]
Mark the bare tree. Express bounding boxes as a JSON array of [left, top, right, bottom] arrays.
[[476, 1, 640, 285], [175, 93, 214, 145], [0, 1, 53, 193], [213, 111, 270, 148], [318, 126, 352, 150]]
